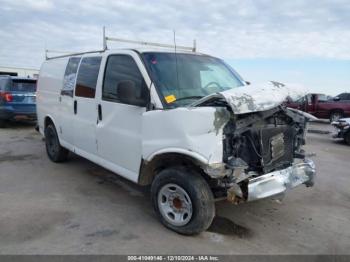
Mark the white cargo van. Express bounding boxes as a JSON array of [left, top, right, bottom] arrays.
[[37, 42, 315, 235]]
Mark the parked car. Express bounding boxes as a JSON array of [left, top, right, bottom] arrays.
[[333, 92, 350, 103], [0, 76, 37, 127], [37, 46, 315, 235], [332, 118, 350, 145], [286, 93, 350, 122]]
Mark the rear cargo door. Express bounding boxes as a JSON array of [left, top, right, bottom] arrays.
[[73, 56, 102, 156], [59, 57, 81, 147], [8, 79, 36, 115]]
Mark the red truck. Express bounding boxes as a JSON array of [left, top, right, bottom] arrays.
[[286, 93, 350, 122]]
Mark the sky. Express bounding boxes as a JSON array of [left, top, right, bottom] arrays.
[[0, 0, 349, 95]]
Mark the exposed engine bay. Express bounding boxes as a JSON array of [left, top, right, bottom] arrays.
[[197, 97, 314, 202], [223, 106, 307, 175]]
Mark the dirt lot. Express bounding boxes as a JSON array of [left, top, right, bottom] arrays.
[[0, 121, 349, 255]]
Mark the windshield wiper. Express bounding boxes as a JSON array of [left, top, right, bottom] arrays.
[[172, 96, 204, 103]]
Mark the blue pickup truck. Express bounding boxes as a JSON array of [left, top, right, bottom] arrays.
[[0, 76, 37, 127]]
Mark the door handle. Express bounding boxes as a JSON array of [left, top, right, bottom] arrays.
[[74, 100, 77, 114], [98, 104, 102, 121]]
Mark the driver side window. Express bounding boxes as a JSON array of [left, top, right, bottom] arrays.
[[102, 55, 148, 105]]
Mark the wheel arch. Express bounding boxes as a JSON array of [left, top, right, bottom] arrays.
[[329, 108, 344, 116], [43, 115, 59, 136], [138, 151, 211, 186], [44, 115, 55, 128]]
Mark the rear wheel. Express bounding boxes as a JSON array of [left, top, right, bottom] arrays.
[[330, 111, 343, 122], [151, 167, 215, 235], [44, 124, 69, 162]]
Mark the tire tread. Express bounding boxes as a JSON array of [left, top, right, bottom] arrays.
[[151, 166, 215, 235], [45, 124, 69, 162]]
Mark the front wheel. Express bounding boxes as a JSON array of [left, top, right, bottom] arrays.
[[44, 124, 69, 162], [345, 132, 350, 145], [330, 111, 343, 122], [151, 167, 215, 235]]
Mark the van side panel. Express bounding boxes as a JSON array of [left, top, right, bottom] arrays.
[[37, 58, 68, 136]]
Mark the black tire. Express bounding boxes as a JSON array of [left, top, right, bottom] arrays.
[[44, 124, 69, 162], [0, 120, 6, 128], [345, 132, 350, 145], [330, 111, 343, 122], [151, 167, 215, 235]]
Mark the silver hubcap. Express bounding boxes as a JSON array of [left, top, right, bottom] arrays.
[[157, 184, 193, 226]]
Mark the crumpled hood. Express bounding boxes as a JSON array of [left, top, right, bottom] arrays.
[[192, 81, 307, 115], [340, 118, 350, 124], [332, 118, 350, 125]]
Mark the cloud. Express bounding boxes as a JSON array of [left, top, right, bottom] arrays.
[[0, 0, 54, 11], [0, 0, 349, 68]]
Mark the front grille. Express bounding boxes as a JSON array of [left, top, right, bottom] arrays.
[[260, 126, 295, 173], [225, 117, 297, 174]]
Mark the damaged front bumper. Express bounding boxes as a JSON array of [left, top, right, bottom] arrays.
[[229, 158, 315, 202]]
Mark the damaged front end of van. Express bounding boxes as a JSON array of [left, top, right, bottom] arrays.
[[196, 81, 316, 203], [142, 81, 316, 203]]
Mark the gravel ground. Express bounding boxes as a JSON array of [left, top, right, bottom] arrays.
[[0, 121, 349, 254]]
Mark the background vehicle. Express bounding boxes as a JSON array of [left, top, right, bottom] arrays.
[[0, 76, 37, 127], [332, 118, 350, 145], [286, 93, 350, 122], [37, 38, 315, 235], [333, 92, 350, 103]]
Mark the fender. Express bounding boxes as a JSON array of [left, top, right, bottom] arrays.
[[146, 147, 209, 165], [43, 114, 58, 134]]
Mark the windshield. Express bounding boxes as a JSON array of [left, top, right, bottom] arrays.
[[142, 52, 244, 107], [317, 94, 328, 102], [11, 79, 36, 92]]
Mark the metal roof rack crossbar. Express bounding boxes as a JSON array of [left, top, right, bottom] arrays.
[[45, 27, 197, 60], [45, 49, 104, 60], [103, 27, 196, 52], [104, 37, 196, 52]]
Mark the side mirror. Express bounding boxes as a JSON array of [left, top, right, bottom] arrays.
[[117, 80, 149, 107], [244, 81, 251, 85], [333, 97, 340, 101]]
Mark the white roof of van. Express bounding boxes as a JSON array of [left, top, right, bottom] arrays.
[[108, 47, 206, 55], [46, 47, 208, 60]]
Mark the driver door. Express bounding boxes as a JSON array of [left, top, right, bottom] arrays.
[[96, 54, 149, 182]]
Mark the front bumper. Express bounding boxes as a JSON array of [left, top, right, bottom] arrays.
[[230, 159, 316, 202], [332, 128, 349, 140]]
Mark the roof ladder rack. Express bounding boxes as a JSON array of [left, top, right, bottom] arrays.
[[103, 26, 196, 52], [45, 49, 104, 60], [45, 27, 197, 60]]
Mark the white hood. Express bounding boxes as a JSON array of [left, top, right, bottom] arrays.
[[192, 81, 307, 115]]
